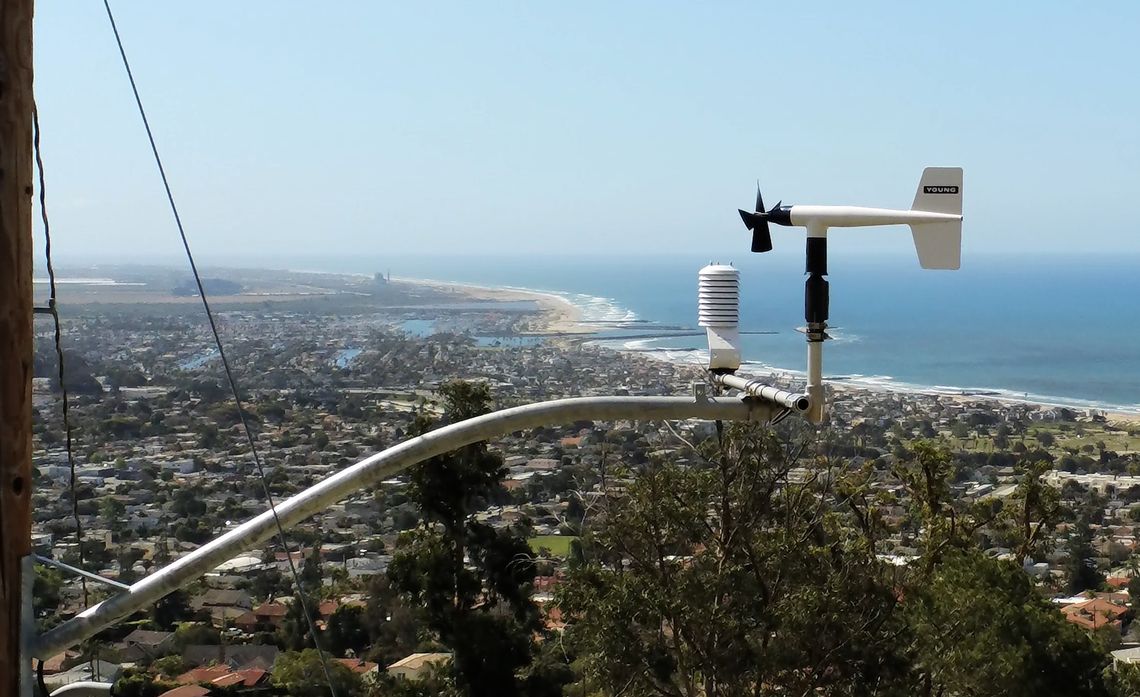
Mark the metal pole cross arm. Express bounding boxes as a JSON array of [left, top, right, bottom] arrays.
[[33, 393, 775, 658], [710, 373, 810, 413]]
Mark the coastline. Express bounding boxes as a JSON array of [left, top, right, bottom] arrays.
[[389, 276, 594, 335], [391, 273, 1140, 426]]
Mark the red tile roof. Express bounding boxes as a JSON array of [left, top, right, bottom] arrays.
[[175, 665, 232, 685], [158, 686, 211, 697], [211, 668, 267, 687], [254, 602, 288, 617], [1062, 596, 1130, 630], [336, 657, 379, 674]]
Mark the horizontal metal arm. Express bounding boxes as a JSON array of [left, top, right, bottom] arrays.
[[34, 393, 773, 658], [710, 373, 810, 412], [34, 555, 131, 591]]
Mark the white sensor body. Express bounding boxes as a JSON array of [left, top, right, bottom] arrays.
[[698, 264, 741, 371]]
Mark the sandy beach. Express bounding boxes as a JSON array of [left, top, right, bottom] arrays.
[[391, 277, 594, 335]]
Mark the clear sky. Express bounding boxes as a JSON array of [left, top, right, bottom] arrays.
[[32, 2, 1140, 265]]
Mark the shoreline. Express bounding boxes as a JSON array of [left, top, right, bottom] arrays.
[[389, 276, 596, 335], [392, 273, 1140, 426]]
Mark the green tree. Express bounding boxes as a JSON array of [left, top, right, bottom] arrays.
[[362, 575, 422, 667], [149, 655, 187, 678], [100, 496, 127, 535], [151, 589, 196, 630], [994, 424, 1012, 450], [908, 550, 1109, 696], [300, 545, 324, 595], [326, 604, 370, 657], [33, 564, 64, 629], [280, 596, 317, 651], [112, 670, 174, 697], [387, 380, 560, 697], [171, 622, 219, 650], [559, 424, 906, 697], [272, 649, 364, 697], [1129, 577, 1140, 614], [249, 567, 291, 601], [1067, 513, 1106, 594], [559, 429, 1114, 697]]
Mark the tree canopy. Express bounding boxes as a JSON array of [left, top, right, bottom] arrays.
[[557, 425, 1116, 697]]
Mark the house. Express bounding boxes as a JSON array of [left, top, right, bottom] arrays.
[[183, 644, 279, 670], [191, 589, 252, 610], [345, 556, 389, 578], [159, 458, 198, 474], [543, 606, 566, 632], [533, 576, 560, 593], [175, 665, 268, 689], [318, 600, 340, 620], [232, 610, 259, 633], [337, 657, 380, 680], [109, 628, 175, 662], [205, 604, 251, 628], [176, 665, 233, 685], [1061, 596, 1130, 631], [1112, 647, 1140, 665], [210, 668, 268, 688], [387, 652, 451, 680], [526, 458, 560, 472], [158, 686, 211, 697], [39, 650, 83, 675], [252, 601, 289, 629]]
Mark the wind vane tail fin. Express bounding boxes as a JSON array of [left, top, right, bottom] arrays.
[[910, 167, 963, 269], [912, 167, 962, 215]]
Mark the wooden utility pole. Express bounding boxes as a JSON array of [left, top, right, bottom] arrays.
[[0, 0, 36, 694]]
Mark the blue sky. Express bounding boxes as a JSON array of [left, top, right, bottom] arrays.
[[33, 2, 1140, 264]]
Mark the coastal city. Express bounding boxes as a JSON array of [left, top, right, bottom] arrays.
[[27, 266, 1140, 696]]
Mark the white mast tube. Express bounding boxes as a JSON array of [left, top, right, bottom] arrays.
[[806, 341, 825, 424]]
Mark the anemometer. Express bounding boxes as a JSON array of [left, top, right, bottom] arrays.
[[703, 167, 963, 423]]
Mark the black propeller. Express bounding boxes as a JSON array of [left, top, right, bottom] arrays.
[[738, 184, 782, 253]]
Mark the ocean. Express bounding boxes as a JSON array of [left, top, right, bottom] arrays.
[[287, 252, 1140, 414]]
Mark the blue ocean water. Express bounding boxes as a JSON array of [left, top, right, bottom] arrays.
[[287, 252, 1140, 412]]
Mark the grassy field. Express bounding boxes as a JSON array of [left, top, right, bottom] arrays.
[[941, 421, 1139, 457], [528, 535, 577, 557]]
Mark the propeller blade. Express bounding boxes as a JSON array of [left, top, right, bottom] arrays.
[[742, 183, 774, 253], [751, 224, 773, 253], [739, 209, 773, 253], [771, 200, 782, 213]]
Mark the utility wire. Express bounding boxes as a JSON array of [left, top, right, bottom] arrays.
[[100, 2, 338, 693], [32, 103, 89, 607]]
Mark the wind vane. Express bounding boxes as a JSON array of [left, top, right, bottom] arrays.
[[703, 168, 964, 423]]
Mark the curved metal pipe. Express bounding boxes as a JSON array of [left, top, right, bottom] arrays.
[[49, 682, 114, 697], [34, 394, 772, 658]]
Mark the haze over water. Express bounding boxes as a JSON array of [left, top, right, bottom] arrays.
[[269, 252, 1140, 413]]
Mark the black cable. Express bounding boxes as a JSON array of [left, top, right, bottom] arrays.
[[32, 103, 88, 607], [35, 659, 48, 697], [99, 2, 338, 693]]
